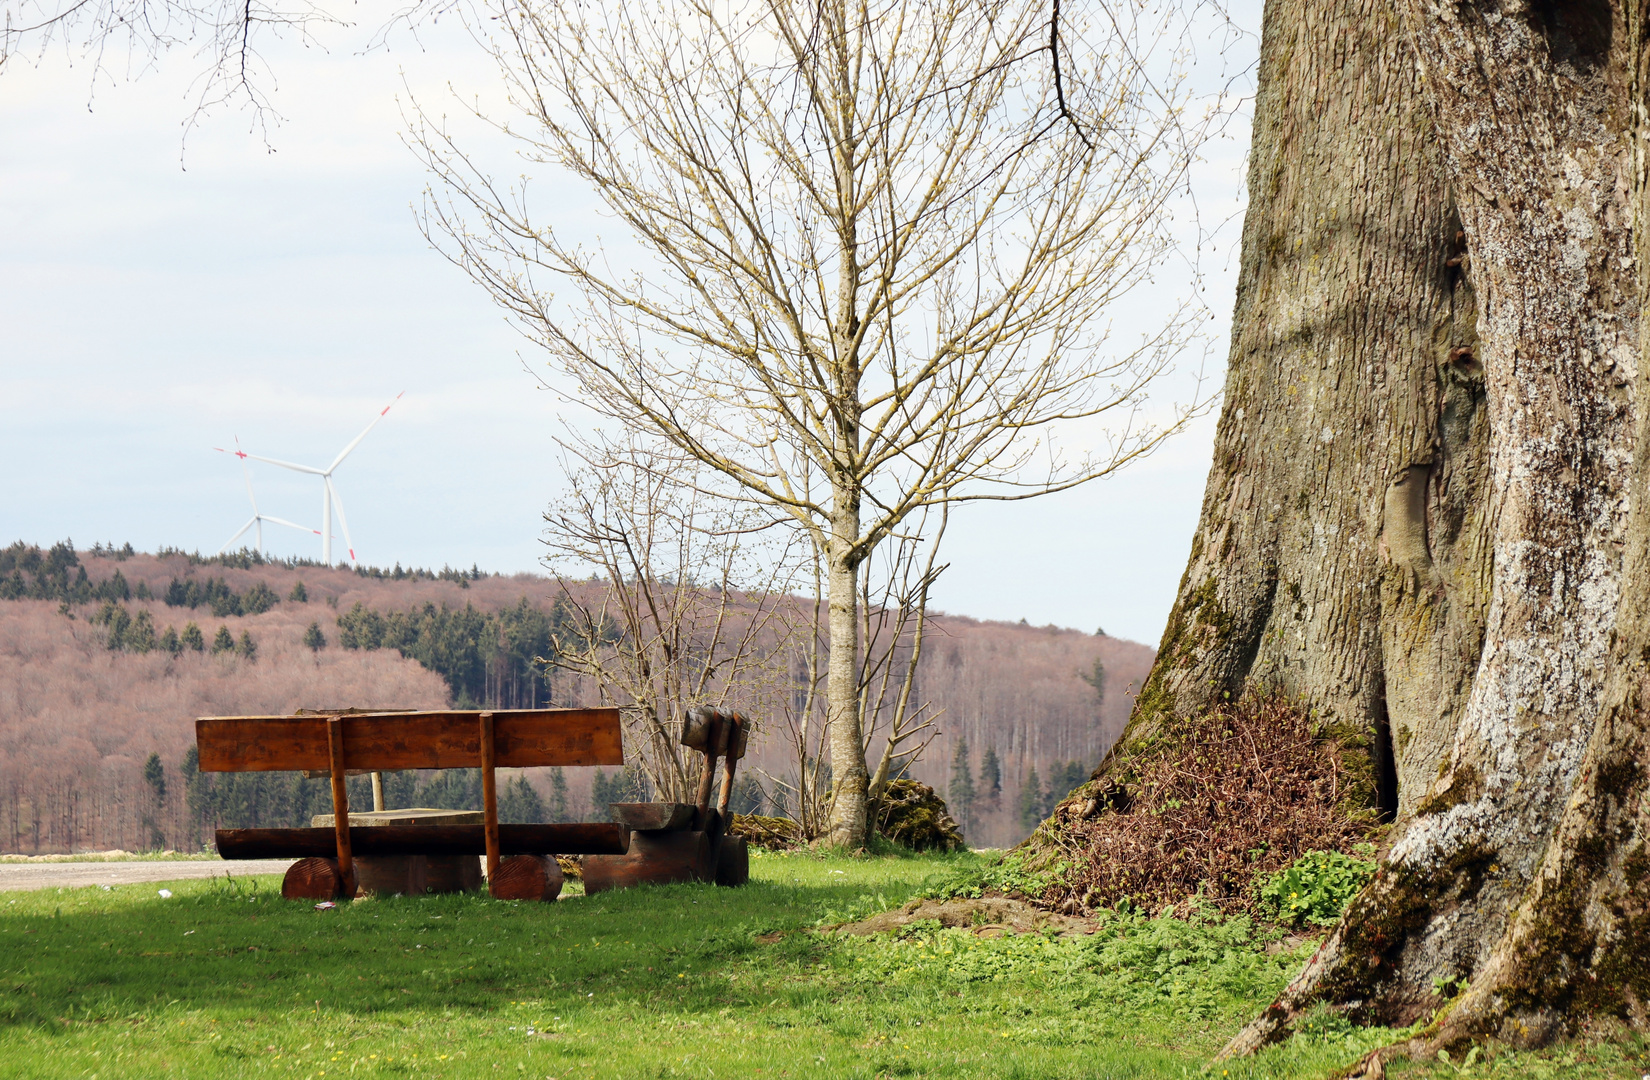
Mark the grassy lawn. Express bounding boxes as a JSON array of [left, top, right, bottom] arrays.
[[0, 850, 1639, 1079]]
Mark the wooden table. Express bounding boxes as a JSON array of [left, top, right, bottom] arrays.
[[310, 809, 484, 895]]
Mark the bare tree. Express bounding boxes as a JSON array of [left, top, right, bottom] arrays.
[[768, 511, 946, 840], [414, 0, 1218, 845], [1, 0, 341, 135], [543, 436, 803, 804]]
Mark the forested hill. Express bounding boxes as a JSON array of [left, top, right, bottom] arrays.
[[0, 541, 1152, 853]]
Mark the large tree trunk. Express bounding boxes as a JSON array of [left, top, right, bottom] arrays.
[[1127, 0, 1486, 804], [1225, 0, 1645, 1051], [1053, 0, 1650, 1052]]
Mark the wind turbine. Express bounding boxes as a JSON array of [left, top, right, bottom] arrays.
[[214, 437, 323, 555], [236, 393, 404, 565]]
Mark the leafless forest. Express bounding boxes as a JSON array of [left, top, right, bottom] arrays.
[[0, 548, 1150, 852]]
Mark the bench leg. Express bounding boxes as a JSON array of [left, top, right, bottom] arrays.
[[283, 857, 348, 900], [714, 835, 749, 887], [488, 855, 564, 901]]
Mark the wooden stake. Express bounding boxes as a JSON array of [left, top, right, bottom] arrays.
[[694, 714, 724, 819], [371, 771, 385, 811], [327, 716, 354, 894], [479, 712, 499, 883], [715, 716, 741, 827]]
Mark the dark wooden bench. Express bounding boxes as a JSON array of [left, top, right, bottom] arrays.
[[584, 707, 751, 892], [196, 708, 629, 901]]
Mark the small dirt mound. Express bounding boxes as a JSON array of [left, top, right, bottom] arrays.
[[874, 779, 964, 851], [830, 895, 1097, 937], [1031, 692, 1372, 917]]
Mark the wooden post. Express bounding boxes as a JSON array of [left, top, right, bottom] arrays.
[[371, 771, 385, 811], [715, 716, 739, 826], [327, 716, 354, 894], [694, 712, 723, 818], [479, 712, 499, 883]]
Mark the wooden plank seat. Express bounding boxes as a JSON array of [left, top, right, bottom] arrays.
[[584, 708, 751, 893], [195, 707, 625, 901]]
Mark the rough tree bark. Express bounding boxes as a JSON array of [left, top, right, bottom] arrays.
[[1046, 0, 1650, 1053], [1123, 0, 1487, 802]]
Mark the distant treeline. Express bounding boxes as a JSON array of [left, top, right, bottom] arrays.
[[335, 599, 558, 709], [7, 537, 496, 588], [150, 542, 488, 584], [0, 541, 140, 605]]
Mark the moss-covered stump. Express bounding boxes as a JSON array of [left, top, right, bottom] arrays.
[[873, 779, 964, 852], [728, 814, 803, 851]]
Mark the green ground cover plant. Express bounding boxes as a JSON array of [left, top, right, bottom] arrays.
[[0, 850, 1630, 1079], [1255, 848, 1378, 929]]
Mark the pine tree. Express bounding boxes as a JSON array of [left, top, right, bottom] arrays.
[[143, 753, 167, 850], [289, 581, 308, 602], [1017, 767, 1044, 835], [979, 745, 1003, 810], [160, 626, 182, 657], [303, 622, 327, 651], [181, 622, 205, 652], [1079, 657, 1106, 713], [211, 626, 234, 654], [548, 767, 570, 824], [947, 737, 976, 838], [144, 753, 166, 802], [125, 610, 157, 654], [237, 630, 257, 661], [499, 775, 548, 823]]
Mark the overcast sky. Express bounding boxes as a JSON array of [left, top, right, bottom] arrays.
[[0, 8, 1256, 647]]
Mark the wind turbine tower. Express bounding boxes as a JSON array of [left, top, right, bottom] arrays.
[[238, 392, 404, 565]]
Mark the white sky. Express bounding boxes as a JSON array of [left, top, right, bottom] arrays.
[[0, 6, 1257, 647]]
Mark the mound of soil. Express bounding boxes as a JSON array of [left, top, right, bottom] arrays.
[[1028, 692, 1372, 916]]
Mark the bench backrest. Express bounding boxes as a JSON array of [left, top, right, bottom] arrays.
[[195, 708, 624, 773], [194, 707, 625, 889]]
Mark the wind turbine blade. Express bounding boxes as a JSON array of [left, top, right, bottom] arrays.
[[218, 518, 256, 555], [235, 437, 260, 515], [326, 477, 358, 563], [327, 391, 404, 473], [263, 516, 318, 534], [240, 452, 327, 476]]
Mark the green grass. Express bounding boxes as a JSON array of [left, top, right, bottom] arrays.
[[0, 850, 1603, 1080]]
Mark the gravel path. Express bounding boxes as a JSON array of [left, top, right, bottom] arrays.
[[0, 860, 294, 892]]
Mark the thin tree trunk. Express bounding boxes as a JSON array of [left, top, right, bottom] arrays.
[[825, 500, 871, 847]]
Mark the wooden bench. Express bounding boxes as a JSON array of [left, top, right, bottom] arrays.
[[196, 708, 629, 901], [583, 707, 751, 892]]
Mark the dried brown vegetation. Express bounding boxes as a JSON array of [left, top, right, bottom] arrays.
[[1027, 693, 1372, 917]]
